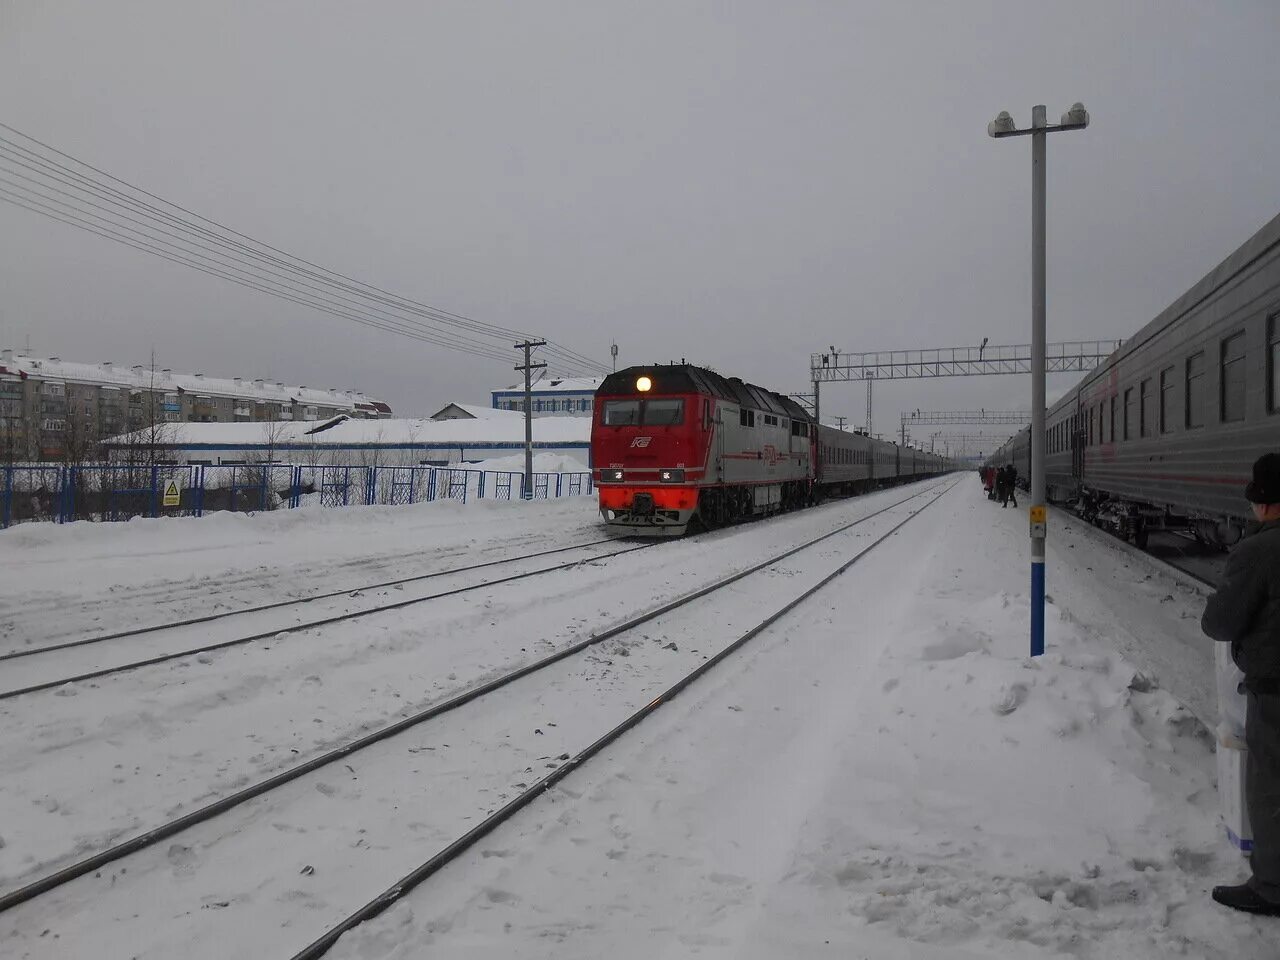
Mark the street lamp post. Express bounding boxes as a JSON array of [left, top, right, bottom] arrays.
[[989, 102, 1089, 658]]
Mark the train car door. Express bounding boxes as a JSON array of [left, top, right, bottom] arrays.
[[712, 400, 724, 484]]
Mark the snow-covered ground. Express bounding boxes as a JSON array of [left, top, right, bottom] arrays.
[[0, 493, 606, 648], [0, 477, 1269, 958]]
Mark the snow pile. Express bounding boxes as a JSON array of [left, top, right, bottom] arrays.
[[811, 586, 1232, 957]]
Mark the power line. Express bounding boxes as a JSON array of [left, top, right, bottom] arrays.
[[0, 125, 607, 370], [0, 171, 524, 363], [0, 122, 609, 375], [0, 137, 528, 361], [0, 187, 519, 364]]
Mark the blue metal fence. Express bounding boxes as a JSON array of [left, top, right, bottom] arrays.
[[0, 464, 594, 528]]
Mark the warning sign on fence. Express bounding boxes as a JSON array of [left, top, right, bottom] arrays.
[[162, 479, 181, 507]]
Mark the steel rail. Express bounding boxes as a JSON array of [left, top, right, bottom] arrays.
[[0, 536, 625, 663], [0, 480, 947, 915], [0, 540, 656, 701], [290, 478, 956, 960]]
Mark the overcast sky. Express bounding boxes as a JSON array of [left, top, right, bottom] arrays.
[[2, 1, 1279, 448]]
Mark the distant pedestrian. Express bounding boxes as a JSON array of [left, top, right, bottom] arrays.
[[1005, 466, 1018, 509], [1203, 453, 1280, 916]]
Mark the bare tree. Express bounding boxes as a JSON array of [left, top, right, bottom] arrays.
[[111, 352, 184, 513], [247, 417, 290, 510]]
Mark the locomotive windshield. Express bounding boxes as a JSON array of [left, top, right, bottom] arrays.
[[643, 399, 684, 425], [602, 400, 640, 425], [600, 399, 685, 426]]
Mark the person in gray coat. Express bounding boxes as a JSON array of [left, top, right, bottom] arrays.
[[1203, 452, 1280, 915]]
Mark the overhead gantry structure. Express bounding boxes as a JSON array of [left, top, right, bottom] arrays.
[[810, 339, 1122, 434]]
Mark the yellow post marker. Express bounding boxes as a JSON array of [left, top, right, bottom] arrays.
[[1029, 504, 1046, 538]]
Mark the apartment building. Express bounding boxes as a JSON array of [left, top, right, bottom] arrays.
[[490, 376, 601, 416], [0, 351, 391, 461]]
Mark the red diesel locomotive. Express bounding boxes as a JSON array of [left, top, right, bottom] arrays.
[[591, 364, 950, 535]]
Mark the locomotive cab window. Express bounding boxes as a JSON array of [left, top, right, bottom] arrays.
[[643, 399, 685, 425], [602, 400, 640, 425], [600, 399, 685, 426]]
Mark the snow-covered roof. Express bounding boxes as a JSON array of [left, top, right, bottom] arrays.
[[429, 402, 525, 421], [105, 415, 592, 448], [1, 353, 389, 412], [494, 376, 602, 395]]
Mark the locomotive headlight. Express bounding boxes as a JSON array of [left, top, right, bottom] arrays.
[[659, 468, 685, 482], [636, 375, 652, 392]]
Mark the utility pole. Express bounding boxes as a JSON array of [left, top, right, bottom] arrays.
[[865, 376, 873, 435], [834, 415, 847, 431], [610, 343, 618, 372], [514, 340, 547, 499], [989, 100, 1089, 657], [812, 378, 820, 425]]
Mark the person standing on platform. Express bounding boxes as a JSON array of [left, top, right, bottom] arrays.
[[1203, 453, 1280, 916], [1005, 465, 1018, 509]]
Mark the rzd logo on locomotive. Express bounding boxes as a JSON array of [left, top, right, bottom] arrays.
[[630, 436, 653, 448]]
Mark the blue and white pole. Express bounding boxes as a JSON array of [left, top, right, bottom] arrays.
[[1029, 105, 1048, 658], [989, 102, 1088, 658]]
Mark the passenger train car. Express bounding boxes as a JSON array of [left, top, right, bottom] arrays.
[[591, 364, 951, 535], [987, 210, 1280, 549]]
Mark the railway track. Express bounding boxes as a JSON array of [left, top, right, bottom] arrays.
[[2, 483, 940, 701], [0, 478, 952, 958], [0, 537, 655, 700], [1, 536, 627, 663], [289, 477, 955, 959]]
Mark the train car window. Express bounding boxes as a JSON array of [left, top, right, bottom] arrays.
[[1140, 379, 1154, 437], [1160, 367, 1175, 433], [643, 399, 685, 425], [740, 409, 749, 427], [1109, 396, 1117, 442], [1270, 315, 1280, 414], [1185, 351, 1206, 428], [1123, 388, 1135, 441], [1221, 332, 1246, 423], [602, 400, 640, 425]]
